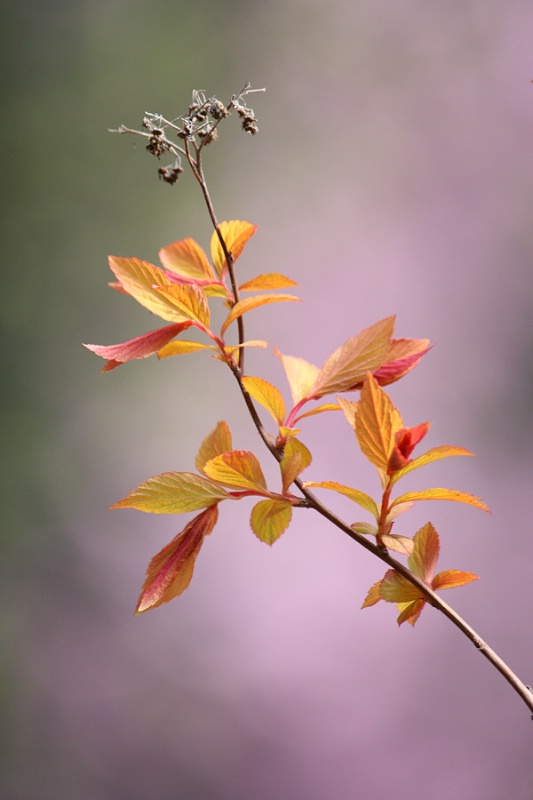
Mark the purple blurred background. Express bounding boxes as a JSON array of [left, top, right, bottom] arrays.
[[2, 1, 533, 797]]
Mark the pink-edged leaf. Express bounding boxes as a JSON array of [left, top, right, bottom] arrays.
[[387, 423, 431, 472], [203, 450, 268, 492], [221, 294, 300, 336], [250, 498, 293, 545], [390, 488, 491, 514], [84, 322, 192, 369], [111, 471, 228, 514], [135, 505, 218, 613], [373, 338, 431, 387], [195, 421, 233, 475], [239, 273, 298, 291], [432, 570, 479, 591], [310, 317, 395, 398], [158, 237, 217, 282]]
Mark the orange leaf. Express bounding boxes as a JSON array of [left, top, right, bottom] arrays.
[[158, 237, 216, 282], [355, 374, 403, 471], [242, 376, 286, 426], [432, 570, 479, 591], [396, 599, 426, 626], [203, 450, 268, 492], [303, 480, 379, 518], [84, 322, 192, 369], [239, 273, 298, 291], [293, 403, 341, 422], [155, 284, 210, 327], [221, 294, 300, 336], [408, 522, 440, 583], [390, 488, 491, 514], [250, 499, 293, 545], [361, 579, 384, 608], [275, 350, 320, 406], [380, 570, 425, 604], [210, 220, 258, 278], [311, 317, 395, 398], [108, 256, 184, 322], [111, 471, 228, 513], [195, 421, 233, 475], [135, 505, 218, 613]]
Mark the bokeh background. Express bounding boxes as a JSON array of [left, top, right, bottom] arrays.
[[2, 1, 533, 798]]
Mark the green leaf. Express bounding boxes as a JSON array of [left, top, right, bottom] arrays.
[[111, 472, 228, 513]]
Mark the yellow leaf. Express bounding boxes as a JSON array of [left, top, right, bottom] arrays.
[[280, 452, 304, 494], [275, 350, 320, 405], [223, 340, 268, 354], [390, 446, 474, 485], [158, 238, 216, 282], [432, 570, 479, 591], [203, 450, 268, 492], [221, 294, 300, 336], [155, 283, 210, 327], [108, 256, 185, 322], [111, 472, 228, 513], [337, 396, 358, 430], [239, 273, 298, 291], [311, 317, 395, 398], [303, 481, 379, 518], [195, 421, 233, 475], [210, 220, 258, 277], [293, 403, 341, 422], [242, 376, 286, 426], [408, 522, 440, 582], [158, 340, 215, 358], [380, 570, 425, 604], [283, 436, 312, 471], [390, 488, 491, 514], [361, 579, 383, 608], [355, 374, 403, 471], [250, 499, 293, 545]]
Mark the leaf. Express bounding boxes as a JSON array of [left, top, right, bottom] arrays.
[[242, 376, 286, 426], [293, 403, 341, 422], [239, 273, 298, 291], [311, 317, 395, 398], [158, 237, 217, 282], [390, 446, 474, 484], [337, 396, 358, 430], [380, 570, 425, 604], [373, 337, 431, 387], [387, 423, 431, 472], [390, 488, 491, 514], [280, 452, 304, 494], [210, 220, 258, 278], [155, 283, 210, 327], [303, 481, 379, 518], [223, 340, 268, 354], [108, 256, 185, 322], [111, 472, 228, 513], [380, 534, 415, 556], [396, 599, 426, 626], [158, 340, 215, 359], [408, 522, 440, 583], [135, 505, 218, 614], [203, 450, 268, 492], [221, 294, 300, 336], [355, 373, 403, 470], [195, 421, 233, 474], [432, 570, 479, 591], [361, 579, 384, 608], [275, 350, 320, 405], [84, 322, 192, 369], [283, 436, 312, 471], [250, 499, 293, 544]]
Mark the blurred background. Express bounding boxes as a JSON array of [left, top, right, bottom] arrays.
[[2, 1, 533, 798]]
